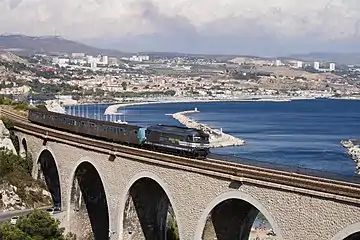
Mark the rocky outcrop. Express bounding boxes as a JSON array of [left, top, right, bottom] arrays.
[[0, 182, 52, 211], [0, 183, 25, 211], [0, 120, 17, 155], [341, 139, 360, 174], [172, 109, 245, 148]]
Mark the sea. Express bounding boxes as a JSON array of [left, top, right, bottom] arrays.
[[65, 99, 360, 177]]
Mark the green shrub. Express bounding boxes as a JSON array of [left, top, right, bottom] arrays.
[[1, 117, 14, 130], [12, 101, 29, 111], [0, 210, 77, 240]]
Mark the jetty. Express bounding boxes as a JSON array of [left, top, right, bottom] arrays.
[[171, 108, 245, 148], [44, 100, 66, 114], [341, 139, 360, 174]]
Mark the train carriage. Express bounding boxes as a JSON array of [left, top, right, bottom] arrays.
[[28, 109, 210, 159], [28, 109, 141, 145]]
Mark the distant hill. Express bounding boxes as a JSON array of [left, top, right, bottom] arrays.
[[0, 50, 27, 64], [287, 52, 360, 65], [0, 34, 128, 57]]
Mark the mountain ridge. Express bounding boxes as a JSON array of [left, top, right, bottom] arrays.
[[0, 34, 129, 57], [287, 52, 360, 65]]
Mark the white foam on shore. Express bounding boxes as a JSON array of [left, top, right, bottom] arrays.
[[172, 109, 245, 148], [341, 139, 360, 174]]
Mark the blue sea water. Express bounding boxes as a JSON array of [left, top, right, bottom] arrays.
[[65, 99, 360, 177]]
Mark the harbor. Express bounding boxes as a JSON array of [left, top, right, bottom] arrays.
[[171, 108, 246, 148]]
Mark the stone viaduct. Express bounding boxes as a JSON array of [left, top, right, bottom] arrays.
[[7, 118, 360, 240]]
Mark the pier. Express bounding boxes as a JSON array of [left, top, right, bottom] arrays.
[[171, 108, 245, 148]]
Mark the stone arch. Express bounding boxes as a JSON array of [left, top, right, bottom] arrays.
[[21, 138, 27, 157], [119, 171, 182, 240], [37, 148, 62, 208], [13, 135, 20, 154], [66, 159, 109, 240], [194, 190, 284, 240], [331, 222, 360, 240]]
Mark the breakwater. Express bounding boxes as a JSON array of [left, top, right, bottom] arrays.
[[103, 97, 295, 115], [44, 100, 66, 114], [171, 109, 245, 148], [341, 139, 360, 174]]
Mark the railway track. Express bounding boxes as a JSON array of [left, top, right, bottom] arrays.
[[2, 108, 360, 203]]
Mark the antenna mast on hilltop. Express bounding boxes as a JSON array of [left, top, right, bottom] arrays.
[[53, 27, 60, 37]]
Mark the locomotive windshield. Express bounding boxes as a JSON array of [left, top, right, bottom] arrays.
[[193, 135, 209, 143]]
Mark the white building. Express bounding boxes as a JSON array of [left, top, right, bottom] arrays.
[[330, 63, 335, 71], [91, 61, 97, 69], [314, 61, 320, 70], [296, 61, 303, 68], [275, 60, 282, 66], [102, 56, 108, 65], [71, 53, 85, 58], [130, 55, 150, 62], [108, 57, 119, 66], [86, 56, 93, 63]]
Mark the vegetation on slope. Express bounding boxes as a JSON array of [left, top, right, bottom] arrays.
[[0, 148, 51, 208], [0, 115, 51, 208], [0, 210, 76, 240]]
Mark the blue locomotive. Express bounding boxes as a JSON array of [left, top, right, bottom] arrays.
[[28, 109, 210, 159]]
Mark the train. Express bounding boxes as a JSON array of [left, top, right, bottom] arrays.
[[28, 108, 211, 159]]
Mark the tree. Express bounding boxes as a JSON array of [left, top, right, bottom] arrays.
[[0, 210, 75, 240], [121, 81, 128, 91]]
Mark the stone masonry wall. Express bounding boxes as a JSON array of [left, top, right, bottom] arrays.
[[17, 132, 360, 240]]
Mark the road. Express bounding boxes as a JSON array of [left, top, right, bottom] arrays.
[[0, 206, 52, 223]]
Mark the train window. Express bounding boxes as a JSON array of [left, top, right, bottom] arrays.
[[194, 136, 201, 142], [80, 122, 85, 126]]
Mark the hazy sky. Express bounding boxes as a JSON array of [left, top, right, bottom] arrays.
[[1, 0, 360, 55]]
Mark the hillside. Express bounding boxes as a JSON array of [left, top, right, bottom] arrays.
[[287, 52, 360, 65], [0, 50, 28, 64], [0, 34, 128, 57]]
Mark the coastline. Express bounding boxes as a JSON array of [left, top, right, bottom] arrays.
[[103, 97, 296, 115], [103, 96, 360, 115], [171, 109, 245, 148]]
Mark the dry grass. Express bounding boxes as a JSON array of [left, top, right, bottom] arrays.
[[0, 104, 28, 117], [257, 66, 322, 79]]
